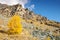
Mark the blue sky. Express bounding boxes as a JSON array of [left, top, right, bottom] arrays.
[[25, 0, 60, 22]]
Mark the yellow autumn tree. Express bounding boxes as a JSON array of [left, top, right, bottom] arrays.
[[7, 15, 22, 34]]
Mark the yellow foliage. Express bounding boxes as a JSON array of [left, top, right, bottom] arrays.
[[7, 15, 22, 34], [46, 36, 51, 40]]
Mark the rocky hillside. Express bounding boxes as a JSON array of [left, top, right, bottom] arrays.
[[0, 3, 60, 40]]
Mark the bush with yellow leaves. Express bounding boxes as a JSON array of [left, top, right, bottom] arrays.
[[46, 36, 51, 40], [7, 15, 22, 34]]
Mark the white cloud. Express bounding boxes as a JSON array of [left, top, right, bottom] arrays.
[[28, 4, 35, 10], [0, 0, 28, 8], [30, 4, 35, 9]]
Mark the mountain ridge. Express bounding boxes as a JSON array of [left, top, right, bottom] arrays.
[[0, 3, 60, 27]]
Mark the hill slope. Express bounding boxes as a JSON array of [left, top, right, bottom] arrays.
[[0, 4, 60, 40]]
